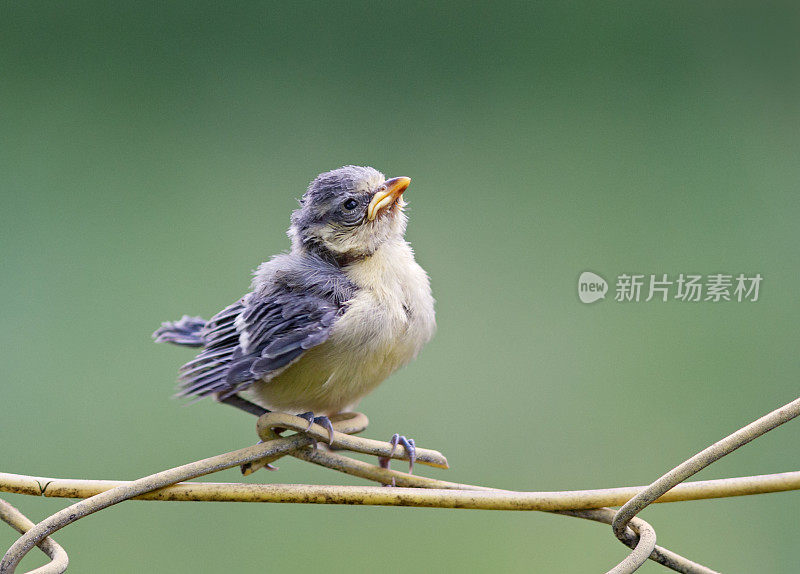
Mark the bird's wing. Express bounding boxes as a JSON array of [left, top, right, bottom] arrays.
[[177, 289, 340, 399]]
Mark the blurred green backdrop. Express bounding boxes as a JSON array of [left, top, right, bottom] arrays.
[[2, 2, 799, 572]]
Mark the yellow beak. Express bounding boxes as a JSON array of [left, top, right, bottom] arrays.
[[367, 177, 411, 221]]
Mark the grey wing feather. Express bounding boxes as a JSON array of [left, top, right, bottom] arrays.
[[153, 315, 207, 347], [177, 290, 341, 399], [176, 301, 242, 397]]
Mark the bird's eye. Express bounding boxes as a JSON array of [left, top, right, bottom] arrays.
[[343, 198, 359, 210]]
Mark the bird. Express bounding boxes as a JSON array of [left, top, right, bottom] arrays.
[[153, 165, 436, 470]]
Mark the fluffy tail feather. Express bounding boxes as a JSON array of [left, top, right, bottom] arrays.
[[153, 315, 207, 347]]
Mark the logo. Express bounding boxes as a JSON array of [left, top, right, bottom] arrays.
[[578, 271, 608, 304], [577, 271, 763, 304]]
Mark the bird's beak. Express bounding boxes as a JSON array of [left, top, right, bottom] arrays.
[[367, 177, 411, 221]]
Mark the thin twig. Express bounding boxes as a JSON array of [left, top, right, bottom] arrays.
[[558, 509, 718, 574], [2, 398, 799, 574], [609, 396, 800, 573], [0, 415, 446, 574], [3, 469, 799, 506], [0, 500, 68, 574]]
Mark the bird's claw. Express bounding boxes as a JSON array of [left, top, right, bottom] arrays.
[[240, 439, 279, 475], [297, 412, 335, 446], [379, 433, 416, 486]]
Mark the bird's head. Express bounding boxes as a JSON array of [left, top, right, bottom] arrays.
[[289, 165, 412, 263]]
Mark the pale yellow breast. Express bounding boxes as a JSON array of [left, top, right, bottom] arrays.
[[247, 241, 435, 415]]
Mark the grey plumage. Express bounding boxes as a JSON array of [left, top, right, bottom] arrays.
[[153, 315, 206, 347], [155, 165, 436, 416]]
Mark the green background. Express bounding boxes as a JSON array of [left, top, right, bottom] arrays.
[[2, 2, 799, 572]]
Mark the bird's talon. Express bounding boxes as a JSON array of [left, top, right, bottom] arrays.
[[297, 411, 315, 431], [399, 436, 416, 474], [240, 439, 280, 474], [388, 433, 400, 458], [380, 433, 417, 476], [314, 415, 335, 445], [296, 412, 335, 445]]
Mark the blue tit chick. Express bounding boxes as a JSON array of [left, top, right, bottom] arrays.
[[154, 165, 436, 468]]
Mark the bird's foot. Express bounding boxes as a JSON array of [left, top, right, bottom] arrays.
[[297, 412, 335, 446], [379, 433, 416, 486], [240, 439, 279, 475]]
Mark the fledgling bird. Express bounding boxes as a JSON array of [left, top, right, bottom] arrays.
[[154, 165, 436, 467]]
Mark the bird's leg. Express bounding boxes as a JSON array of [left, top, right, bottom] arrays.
[[219, 394, 269, 417], [217, 394, 278, 473], [297, 412, 335, 446], [379, 433, 416, 486]]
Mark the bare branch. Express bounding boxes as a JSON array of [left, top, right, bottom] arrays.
[[2, 396, 800, 574]]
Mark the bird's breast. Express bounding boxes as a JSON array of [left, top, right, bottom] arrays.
[[334, 240, 436, 358], [248, 241, 435, 415]]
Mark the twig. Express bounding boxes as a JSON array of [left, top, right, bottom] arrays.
[[0, 414, 445, 574], [609, 396, 800, 573], [559, 509, 717, 574], [0, 500, 67, 574], [3, 470, 799, 506], [2, 398, 799, 574]]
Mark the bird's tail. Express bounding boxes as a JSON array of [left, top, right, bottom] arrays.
[[152, 315, 207, 347]]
